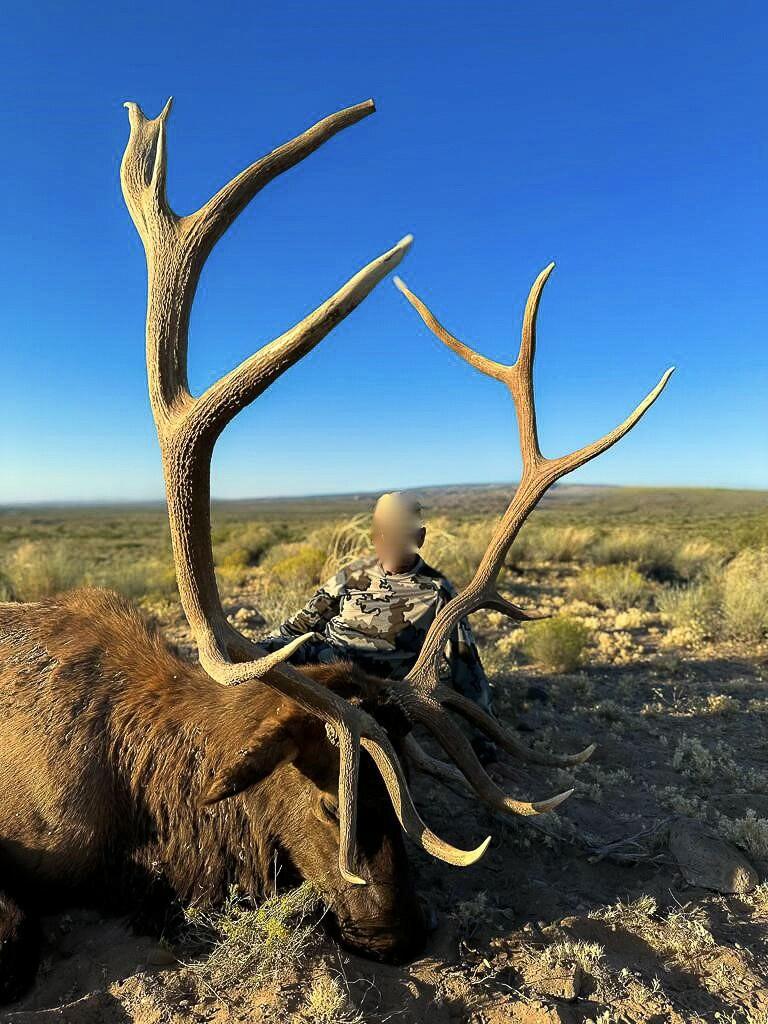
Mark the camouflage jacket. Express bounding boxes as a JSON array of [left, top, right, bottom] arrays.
[[261, 556, 491, 710]]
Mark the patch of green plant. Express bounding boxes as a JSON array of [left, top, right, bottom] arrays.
[[182, 883, 320, 992], [522, 616, 591, 673]]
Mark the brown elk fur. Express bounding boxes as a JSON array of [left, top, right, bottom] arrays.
[[0, 589, 425, 998]]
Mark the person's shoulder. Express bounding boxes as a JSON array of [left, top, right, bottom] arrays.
[[336, 554, 377, 586], [343, 554, 377, 572], [418, 560, 458, 595]]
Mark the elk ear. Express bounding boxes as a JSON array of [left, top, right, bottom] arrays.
[[201, 726, 299, 806]]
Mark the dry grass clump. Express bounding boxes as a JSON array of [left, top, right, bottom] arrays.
[[319, 514, 372, 579], [673, 538, 726, 580], [2, 540, 85, 600], [540, 938, 605, 974], [91, 557, 178, 601], [588, 527, 676, 580], [659, 549, 768, 643], [657, 904, 716, 970], [522, 617, 591, 673], [422, 518, 495, 587], [722, 548, 768, 641], [299, 975, 364, 1024], [718, 811, 768, 861], [591, 894, 659, 928], [748, 881, 768, 914], [592, 895, 715, 972], [182, 883, 319, 992], [571, 564, 652, 610], [530, 525, 597, 563]]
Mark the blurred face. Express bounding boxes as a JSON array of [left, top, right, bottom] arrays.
[[372, 520, 423, 569], [371, 495, 425, 571]]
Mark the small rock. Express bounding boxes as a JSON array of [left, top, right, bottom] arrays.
[[669, 817, 758, 894], [227, 605, 266, 628]]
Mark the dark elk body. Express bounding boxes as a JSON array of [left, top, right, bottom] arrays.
[[0, 589, 424, 999]]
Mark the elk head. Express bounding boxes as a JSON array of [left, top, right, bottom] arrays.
[[120, 96, 672, 909], [200, 662, 425, 962]]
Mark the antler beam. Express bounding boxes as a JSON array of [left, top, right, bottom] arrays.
[[393, 266, 673, 803], [120, 98, 501, 884]]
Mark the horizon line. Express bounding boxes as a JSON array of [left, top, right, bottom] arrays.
[[1, 479, 766, 511]]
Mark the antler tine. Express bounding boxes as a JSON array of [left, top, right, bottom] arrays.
[[393, 276, 509, 382], [201, 631, 495, 879], [190, 234, 413, 441], [394, 688, 573, 816], [435, 685, 596, 766], [121, 97, 498, 883], [190, 100, 376, 252]]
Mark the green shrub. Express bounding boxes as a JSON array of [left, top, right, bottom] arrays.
[[270, 547, 326, 588], [183, 883, 319, 991], [570, 564, 652, 610], [522, 617, 591, 673], [657, 577, 720, 638], [213, 523, 279, 578]]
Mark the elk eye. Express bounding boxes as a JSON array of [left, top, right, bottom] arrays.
[[318, 795, 340, 823]]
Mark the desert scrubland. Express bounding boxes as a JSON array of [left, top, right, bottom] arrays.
[[1, 483, 767, 1024]]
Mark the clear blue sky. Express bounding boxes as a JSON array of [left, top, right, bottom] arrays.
[[1, 1, 765, 503]]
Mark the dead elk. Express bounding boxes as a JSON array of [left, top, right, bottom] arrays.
[[0, 589, 423, 997], [0, 95, 671, 1000]]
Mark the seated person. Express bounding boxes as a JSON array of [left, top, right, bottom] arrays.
[[258, 491, 497, 763]]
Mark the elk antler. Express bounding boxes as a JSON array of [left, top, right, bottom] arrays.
[[120, 97, 506, 886], [392, 265, 673, 808]]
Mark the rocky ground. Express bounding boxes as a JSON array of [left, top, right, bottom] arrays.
[[3, 559, 767, 1024]]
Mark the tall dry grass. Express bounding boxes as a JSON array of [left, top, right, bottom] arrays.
[[319, 514, 372, 579], [570, 564, 653, 610], [2, 541, 84, 600], [421, 517, 495, 587], [1, 540, 177, 603], [658, 548, 768, 642]]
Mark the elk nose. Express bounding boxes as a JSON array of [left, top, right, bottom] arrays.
[[336, 911, 427, 965]]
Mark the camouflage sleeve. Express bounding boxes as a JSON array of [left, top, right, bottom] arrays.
[[437, 577, 493, 714], [263, 565, 348, 641]]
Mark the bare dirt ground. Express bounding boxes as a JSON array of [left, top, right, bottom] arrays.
[[3, 554, 767, 1024]]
